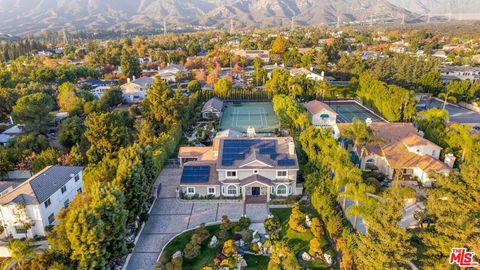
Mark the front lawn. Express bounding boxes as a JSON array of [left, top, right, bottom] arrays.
[[271, 207, 332, 269], [160, 225, 223, 270]]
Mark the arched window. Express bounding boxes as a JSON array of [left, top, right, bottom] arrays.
[[276, 185, 287, 196], [227, 185, 237, 195]]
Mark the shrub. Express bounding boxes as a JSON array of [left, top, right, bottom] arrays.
[[218, 215, 231, 239], [326, 214, 343, 238], [364, 177, 381, 192], [288, 204, 307, 233], [310, 217, 323, 238], [250, 243, 259, 253], [309, 238, 323, 256], [264, 217, 280, 236], [183, 234, 202, 259], [237, 216, 251, 230], [139, 212, 149, 223], [165, 255, 183, 270]]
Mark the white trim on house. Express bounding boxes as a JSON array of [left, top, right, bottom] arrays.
[[239, 160, 274, 168], [207, 187, 216, 195], [276, 184, 288, 196], [242, 180, 271, 188], [186, 187, 196, 195], [225, 170, 238, 179], [276, 170, 288, 178]]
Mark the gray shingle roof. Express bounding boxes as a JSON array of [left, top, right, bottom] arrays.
[[0, 165, 83, 205], [202, 97, 224, 112], [29, 166, 83, 203]]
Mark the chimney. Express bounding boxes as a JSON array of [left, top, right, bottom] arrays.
[[365, 118, 372, 127], [132, 75, 136, 81], [444, 153, 456, 168], [127, 78, 131, 83], [288, 140, 295, 155], [418, 130, 425, 138]]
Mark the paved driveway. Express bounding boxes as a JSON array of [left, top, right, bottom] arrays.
[[126, 168, 246, 270]]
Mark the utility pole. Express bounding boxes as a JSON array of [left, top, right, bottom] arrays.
[[230, 19, 234, 34], [163, 20, 167, 36], [337, 15, 341, 28], [401, 14, 405, 25], [62, 28, 68, 45], [290, 17, 295, 32]]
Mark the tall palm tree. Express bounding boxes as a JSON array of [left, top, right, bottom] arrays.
[[340, 182, 376, 230], [342, 118, 381, 157]]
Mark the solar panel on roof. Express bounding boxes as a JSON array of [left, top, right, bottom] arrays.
[[180, 166, 210, 183], [278, 159, 295, 166], [221, 139, 279, 166]]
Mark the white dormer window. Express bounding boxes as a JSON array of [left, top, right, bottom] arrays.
[[276, 170, 288, 178], [226, 170, 237, 179]]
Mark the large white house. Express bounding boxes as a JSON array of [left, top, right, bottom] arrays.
[[0, 166, 83, 239], [304, 100, 340, 139], [350, 122, 452, 187], [120, 76, 154, 103], [290, 68, 325, 81], [177, 133, 301, 202]]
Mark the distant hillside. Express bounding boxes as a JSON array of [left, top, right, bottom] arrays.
[[0, 0, 451, 35], [386, 0, 480, 20]]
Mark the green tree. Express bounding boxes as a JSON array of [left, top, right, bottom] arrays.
[[113, 144, 150, 221], [0, 147, 13, 177], [268, 242, 301, 270], [57, 82, 84, 114], [419, 148, 480, 269], [252, 57, 267, 86], [265, 69, 290, 95], [341, 118, 378, 149], [142, 77, 179, 132], [271, 36, 287, 55], [213, 78, 231, 97], [120, 48, 141, 79], [9, 239, 34, 268], [187, 80, 202, 93], [99, 86, 123, 107], [0, 88, 19, 120], [32, 148, 61, 173], [355, 187, 416, 270], [59, 116, 85, 148], [340, 182, 376, 230], [84, 112, 132, 161], [310, 217, 323, 238], [445, 123, 478, 162], [12, 93, 54, 133]]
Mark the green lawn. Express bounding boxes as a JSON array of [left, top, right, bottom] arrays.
[[271, 207, 332, 269], [244, 254, 270, 269], [160, 225, 222, 270]]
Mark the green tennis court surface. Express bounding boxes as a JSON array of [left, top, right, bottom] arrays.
[[324, 100, 386, 123], [219, 102, 280, 132]]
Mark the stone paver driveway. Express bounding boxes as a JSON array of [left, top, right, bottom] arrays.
[[126, 168, 247, 270]]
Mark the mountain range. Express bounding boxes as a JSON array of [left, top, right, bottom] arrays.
[[0, 0, 479, 35]]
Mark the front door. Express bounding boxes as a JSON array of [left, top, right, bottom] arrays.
[[252, 187, 260, 196]]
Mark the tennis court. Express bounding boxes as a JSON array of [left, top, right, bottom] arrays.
[[219, 102, 280, 133], [324, 100, 386, 123], [427, 98, 480, 125]]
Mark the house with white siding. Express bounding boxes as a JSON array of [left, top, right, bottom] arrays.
[[0, 166, 83, 239], [177, 133, 301, 202]]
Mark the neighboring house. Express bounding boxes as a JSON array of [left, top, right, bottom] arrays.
[[0, 125, 23, 147], [289, 68, 325, 81], [158, 64, 187, 83], [432, 50, 447, 59], [80, 78, 115, 89], [0, 166, 83, 239], [233, 49, 270, 62], [304, 100, 340, 139], [177, 133, 301, 202], [201, 97, 224, 119], [120, 76, 154, 103], [440, 66, 480, 83], [352, 122, 452, 187]]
